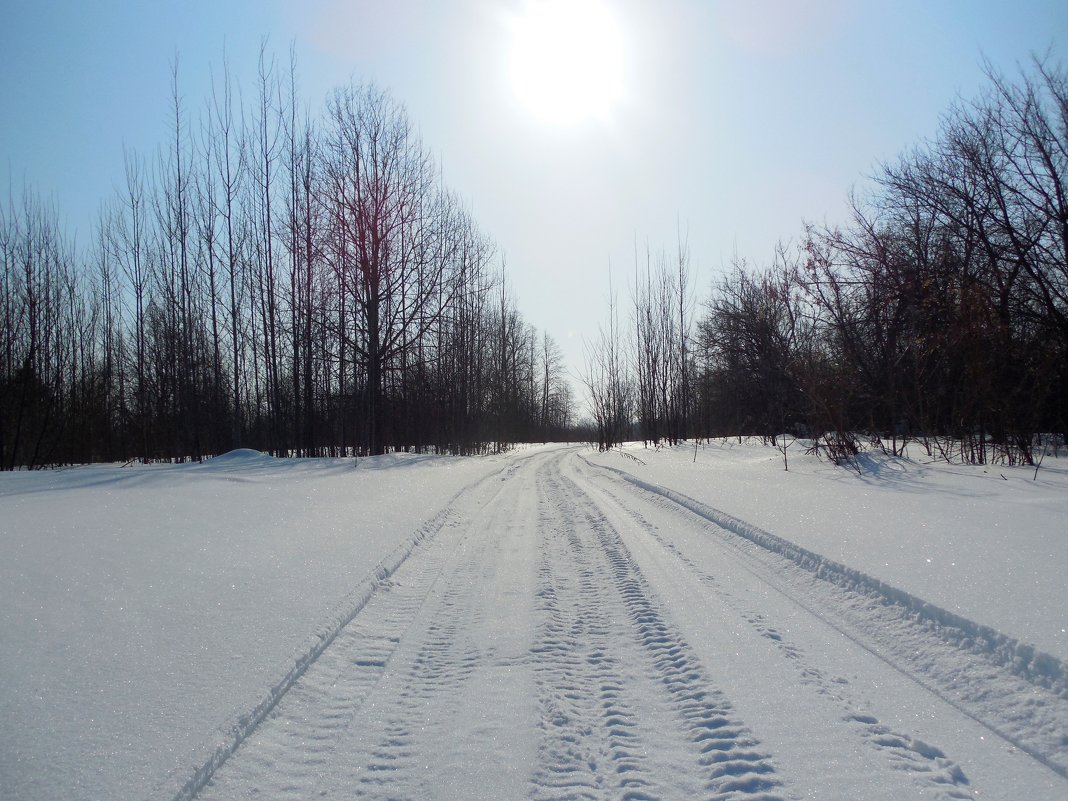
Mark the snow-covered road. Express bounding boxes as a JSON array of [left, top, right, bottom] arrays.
[[189, 447, 1067, 801]]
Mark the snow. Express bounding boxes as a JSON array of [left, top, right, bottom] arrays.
[[2, 441, 1066, 801], [0, 450, 512, 801], [587, 439, 1068, 664]]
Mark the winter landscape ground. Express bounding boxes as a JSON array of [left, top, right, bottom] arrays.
[[1, 441, 1066, 801]]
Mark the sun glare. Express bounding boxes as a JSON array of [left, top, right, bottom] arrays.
[[507, 0, 625, 127]]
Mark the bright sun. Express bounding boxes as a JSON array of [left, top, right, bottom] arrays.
[[507, 0, 625, 127]]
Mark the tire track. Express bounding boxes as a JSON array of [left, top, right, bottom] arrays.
[[574, 453, 1068, 795], [345, 527, 492, 799], [530, 482, 661, 801], [194, 448, 554, 800], [196, 501, 487, 799], [575, 458, 972, 798], [193, 444, 1043, 801], [531, 460, 788, 801]]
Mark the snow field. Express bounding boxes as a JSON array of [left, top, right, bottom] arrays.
[[0, 449, 524, 801], [196, 447, 1065, 799], [2, 441, 1066, 800], [586, 440, 1068, 664], [571, 453, 1067, 797]]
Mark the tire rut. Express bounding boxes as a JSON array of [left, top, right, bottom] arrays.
[[574, 453, 1066, 796], [531, 460, 788, 801], [196, 449, 553, 800]]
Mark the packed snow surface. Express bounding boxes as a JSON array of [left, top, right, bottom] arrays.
[[1, 441, 1065, 801]]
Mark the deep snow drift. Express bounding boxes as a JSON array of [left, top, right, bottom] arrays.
[[1, 441, 1065, 801]]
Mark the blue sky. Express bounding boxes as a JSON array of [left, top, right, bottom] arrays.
[[2, 0, 1066, 388]]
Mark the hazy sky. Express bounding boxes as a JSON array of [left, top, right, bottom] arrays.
[[3, 0, 1066, 390]]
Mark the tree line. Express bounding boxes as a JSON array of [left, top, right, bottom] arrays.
[[1, 48, 574, 469], [587, 57, 1067, 466]]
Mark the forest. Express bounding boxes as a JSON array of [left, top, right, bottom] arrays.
[[3, 53, 1066, 469], [587, 57, 1068, 467], [0, 49, 575, 468]]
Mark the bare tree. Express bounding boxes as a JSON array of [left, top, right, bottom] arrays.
[[322, 82, 462, 455], [585, 270, 632, 450]]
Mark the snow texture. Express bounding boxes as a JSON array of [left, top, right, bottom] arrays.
[[2, 442, 1066, 801]]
